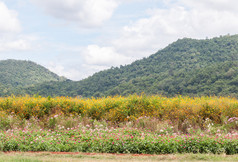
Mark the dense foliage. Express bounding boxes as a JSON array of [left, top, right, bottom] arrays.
[[0, 60, 66, 96], [1, 35, 238, 97], [24, 34, 238, 97]]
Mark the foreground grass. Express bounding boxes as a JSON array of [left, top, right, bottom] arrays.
[[1, 152, 238, 162]]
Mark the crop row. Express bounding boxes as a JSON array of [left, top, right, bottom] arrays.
[[0, 95, 237, 126]]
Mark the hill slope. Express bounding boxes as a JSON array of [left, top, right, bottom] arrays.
[[24, 34, 238, 97], [0, 59, 66, 95]]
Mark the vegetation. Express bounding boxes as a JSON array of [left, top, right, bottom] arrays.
[[1, 35, 238, 97], [0, 124, 237, 154], [0, 95, 237, 154], [0, 59, 66, 96], [0, 33, 237, 157], [0, 95, 238, 125], [23, 34, 238, 97]]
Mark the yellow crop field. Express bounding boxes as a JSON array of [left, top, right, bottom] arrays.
[[0, 95, 237, 126]]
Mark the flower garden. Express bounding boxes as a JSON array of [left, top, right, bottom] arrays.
[[0, 95, 237, 154]]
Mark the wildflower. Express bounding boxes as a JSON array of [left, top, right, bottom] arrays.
[[228, 117, 238, 123]]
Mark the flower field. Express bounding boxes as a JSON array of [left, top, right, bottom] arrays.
[[0, 126, 238, 154], [0, 95, 238, 124], [0, 95, 237, 154]]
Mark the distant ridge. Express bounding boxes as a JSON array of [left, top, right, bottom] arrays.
[[2, 34, 238, 97], [0, 59, 66, 96]]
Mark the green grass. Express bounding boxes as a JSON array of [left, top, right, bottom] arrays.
[[0, 152, 238, 162]]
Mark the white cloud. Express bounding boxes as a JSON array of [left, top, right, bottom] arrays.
[[80, 64, 110, 78], [0, 33, 38, 52], [111, 0, 238, 59], [47, 61, 109, 80], [84, 45, 132, 66], [46, 63, 73, 78], [181, 0, 238, 12], [0, 35, 37, 52], [0, 1, 36, 52], [45, 44, 134, 80], [112, 7, 187, 58], [0, 1, 21, 33], [31, 0, 118, 27]]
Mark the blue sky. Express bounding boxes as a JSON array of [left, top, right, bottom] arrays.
[[1, 0, 238, 80]]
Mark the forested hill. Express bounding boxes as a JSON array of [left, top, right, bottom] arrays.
[[23, 34, 238, 97], [0, 60, 66, 95]]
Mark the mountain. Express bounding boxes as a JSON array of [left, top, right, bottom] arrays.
[[0, 59, 66, 96], [23, 34, 238, 97]]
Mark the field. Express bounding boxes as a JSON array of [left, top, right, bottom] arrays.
[[0, 95, 237, 155]]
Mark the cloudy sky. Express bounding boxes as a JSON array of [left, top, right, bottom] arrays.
[[1, 0, 238, 80]]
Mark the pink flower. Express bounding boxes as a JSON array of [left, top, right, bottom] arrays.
[[228, 117, 238, 123]]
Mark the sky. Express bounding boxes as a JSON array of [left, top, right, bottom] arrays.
[[1, 0, 238, 80]]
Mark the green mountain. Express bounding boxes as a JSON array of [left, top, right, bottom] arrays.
[[23, 34, 238, 97], [0, 59, 66, 96]]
